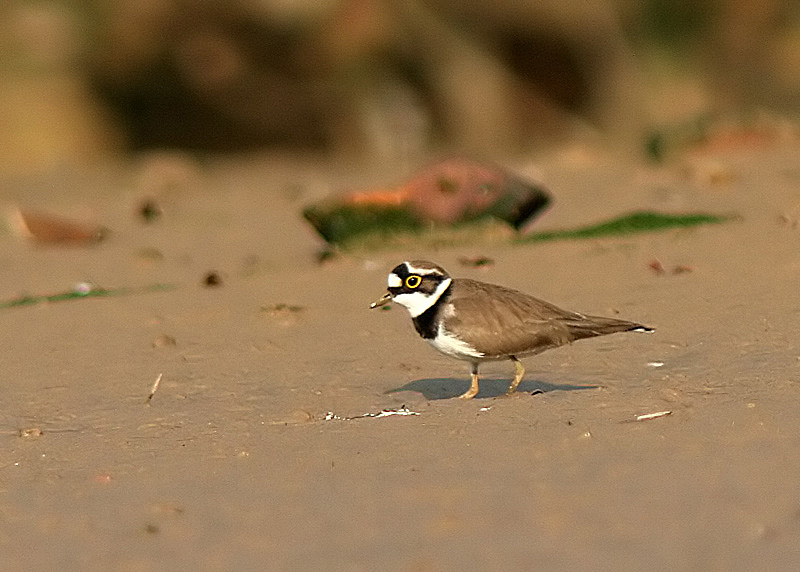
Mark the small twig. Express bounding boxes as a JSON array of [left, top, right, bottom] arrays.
[[146, 373, 163, 405]]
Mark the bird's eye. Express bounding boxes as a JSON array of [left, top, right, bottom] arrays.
[[405, 275, 422, 288]]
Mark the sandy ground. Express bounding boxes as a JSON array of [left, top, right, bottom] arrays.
[[2, 142, 800, 570]]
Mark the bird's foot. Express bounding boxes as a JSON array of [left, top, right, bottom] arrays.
[[457, 388, 479, 399], [457, 372, 480, 399]]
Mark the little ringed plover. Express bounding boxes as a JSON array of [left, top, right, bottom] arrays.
[[370, 260, 653, 399]]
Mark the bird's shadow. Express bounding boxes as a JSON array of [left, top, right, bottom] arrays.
[[388, 377, 598, 400]]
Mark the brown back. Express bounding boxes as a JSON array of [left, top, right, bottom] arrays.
[[445, 279, 646, 358]]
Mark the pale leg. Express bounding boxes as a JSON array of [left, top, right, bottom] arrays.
[[505, 356, 525, 396], [458, 363, 480, 399]]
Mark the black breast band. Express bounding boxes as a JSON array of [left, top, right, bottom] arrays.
[[412, 284, 452, 339]]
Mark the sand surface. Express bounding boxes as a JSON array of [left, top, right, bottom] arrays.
[[2, 144, 800, 570]]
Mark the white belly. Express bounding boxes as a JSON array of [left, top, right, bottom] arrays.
[[426, 324, 485, 361]]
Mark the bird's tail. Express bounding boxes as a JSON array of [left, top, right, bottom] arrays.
[[566, 316, 653, 341]]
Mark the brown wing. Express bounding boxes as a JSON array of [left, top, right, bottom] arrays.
[[446, 279, 648, 358]]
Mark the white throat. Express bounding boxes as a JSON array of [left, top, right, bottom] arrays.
[[393, 277, 452, 318]]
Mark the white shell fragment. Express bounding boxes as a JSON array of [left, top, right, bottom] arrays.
[[635, 410, 672, 421], [324, 407, 420, 421]]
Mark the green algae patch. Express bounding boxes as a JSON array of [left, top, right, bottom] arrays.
[[517, 211, 732, 243], [0, 283, 175, 309]]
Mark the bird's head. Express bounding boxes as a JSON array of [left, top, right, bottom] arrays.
[[370, 260, 452, 317]]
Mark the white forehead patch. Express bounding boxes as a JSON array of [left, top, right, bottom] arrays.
[[387, 273, 402, 288], [392, 277, 452, 317]]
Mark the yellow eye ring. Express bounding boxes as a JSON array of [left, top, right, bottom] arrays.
[[405, 275, 422, 288]]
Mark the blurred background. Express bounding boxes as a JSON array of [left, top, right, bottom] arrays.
[[1, 0, 799, 174]]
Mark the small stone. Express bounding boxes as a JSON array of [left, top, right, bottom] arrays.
[[138, 198, 163, 222], [202, 271, 223, 287], [152, 334, 177, 348], [289, 409, 314, 424], [19, 427, 43, 438]]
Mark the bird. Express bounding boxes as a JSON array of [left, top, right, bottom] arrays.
[[370, 260, 653, 399]]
